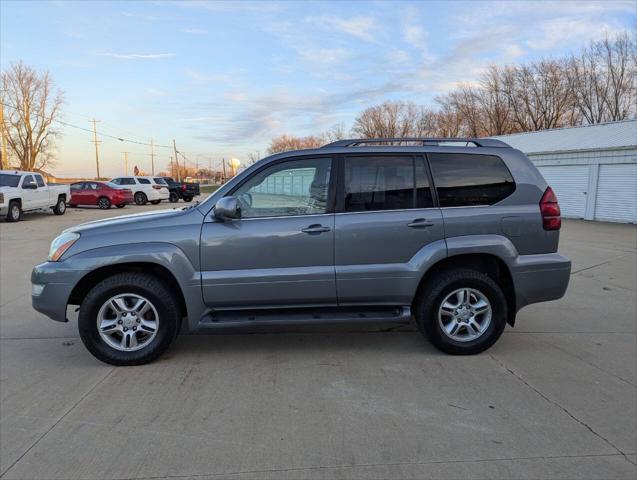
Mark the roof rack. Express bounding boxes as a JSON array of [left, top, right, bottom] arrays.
[[321, 137, 510, 148]]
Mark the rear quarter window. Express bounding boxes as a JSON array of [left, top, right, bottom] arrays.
[[428, 153, 515, 207]]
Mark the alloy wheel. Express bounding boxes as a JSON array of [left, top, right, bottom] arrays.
[[438, 288, 492, 342], [97, 293, 159, 351]]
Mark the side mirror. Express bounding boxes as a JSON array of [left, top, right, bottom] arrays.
[[22, 182, 37, 189], [213, 196, 241, 220]]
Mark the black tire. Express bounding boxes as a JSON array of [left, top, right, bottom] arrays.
[[134, 192, 147, 205], [5, 201, 22, 222], [182, 196, 193, 202], [169, 192, 179, 203], [116, 204, 126, 208], [415, 269, 507, 355], [78, 272, 180, 366], [97, 197, 111, 209], [52, 197, 67, 215], [150, 200, 161, 205]]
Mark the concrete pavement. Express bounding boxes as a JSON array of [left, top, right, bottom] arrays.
[[1, 204, 635, 479]]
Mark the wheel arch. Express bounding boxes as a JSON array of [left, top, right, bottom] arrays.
[[412, 252, 516, 326], [68, 262, 188, 320]]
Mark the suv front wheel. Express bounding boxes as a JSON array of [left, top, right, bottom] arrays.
[[78, 272, 180, 365], [415, 269, 507, 355]]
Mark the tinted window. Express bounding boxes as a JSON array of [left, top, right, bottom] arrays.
[[35, 175, 45, 187], [137, 178, 151, 184], [119, 178, 135, 185], [344, 156, 433, 212], [71, 182, 83, 191], [234, 157, 332, 218], [110, 178, 121, 185], [153, 177, 167, 185], [429, 153, 515, 207], [0, 174, 20, 187], [22, 175, 35, 188]]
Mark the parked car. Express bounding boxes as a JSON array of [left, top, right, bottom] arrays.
[[110, 176, 169, 205], [32, 137, 571, 365], [162, 176, 200, 203], [1, 170, 70, 222], [69, 181, 134, 209]]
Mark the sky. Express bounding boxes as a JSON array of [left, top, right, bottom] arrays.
[[1, 0, 635, 178]]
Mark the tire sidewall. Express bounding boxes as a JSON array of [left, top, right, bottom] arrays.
[[419, 271, 507, 354], [8, 203, 21, 221], [78, 277, 178, 365], [57, 199, 66, 214], [134, 192, 147, 205], [169, 192, 178, 203], [98, 197, 111, 209]]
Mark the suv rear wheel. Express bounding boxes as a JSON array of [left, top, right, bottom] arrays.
[[78, 273, 180, 365], [415, 269, 507, 355], [134, 192, 147, 205]]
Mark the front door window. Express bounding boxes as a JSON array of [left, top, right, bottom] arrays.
[[233, 157, 332, 218]]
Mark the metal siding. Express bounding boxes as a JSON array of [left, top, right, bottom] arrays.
[[594, 164, 637, 223], [538, 165, 589, 219]]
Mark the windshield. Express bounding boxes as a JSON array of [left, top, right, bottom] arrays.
[[0, 174, 20, 188]]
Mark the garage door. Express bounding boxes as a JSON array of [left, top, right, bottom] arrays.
[[594, 164, 637, 223], [538, 165, 589, 219]]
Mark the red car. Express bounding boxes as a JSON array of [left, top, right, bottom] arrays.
[[69, 181, 134, 209]]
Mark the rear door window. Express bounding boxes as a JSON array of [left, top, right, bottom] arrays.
[[35, 175, 45, 187], [428, 153, 515, 207], [137, 178, 151, 184], [343, 156, 433, 212]]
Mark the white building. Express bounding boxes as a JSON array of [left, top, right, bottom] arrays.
[[493, 120, 637, 223]]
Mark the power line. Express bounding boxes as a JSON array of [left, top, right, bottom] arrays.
[[0, 101, 174, 149]]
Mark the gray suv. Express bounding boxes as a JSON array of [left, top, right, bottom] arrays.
[[32, 138, 571, 365]]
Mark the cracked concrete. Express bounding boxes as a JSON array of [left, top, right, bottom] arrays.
[[1, 208, 636, 479]]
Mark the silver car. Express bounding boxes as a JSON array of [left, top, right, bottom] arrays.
[[32, 138, 571, 365]]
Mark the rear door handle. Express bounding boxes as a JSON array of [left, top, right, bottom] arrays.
[[302, 224, 331, 234], [407, 218, 434, 228]]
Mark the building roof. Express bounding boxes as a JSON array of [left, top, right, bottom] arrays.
[[491, 119, 637, 154]]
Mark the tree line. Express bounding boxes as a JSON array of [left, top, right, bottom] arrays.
[[267, 32, 636, 154]]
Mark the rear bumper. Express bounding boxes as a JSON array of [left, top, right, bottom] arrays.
[[511, 253, 571, 310]]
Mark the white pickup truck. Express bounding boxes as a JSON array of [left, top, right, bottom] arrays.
[[0, 170, 71, 222]]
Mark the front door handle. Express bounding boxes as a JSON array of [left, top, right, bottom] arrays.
[[302, 224, 331, 234], [407, 218, 434, 228]]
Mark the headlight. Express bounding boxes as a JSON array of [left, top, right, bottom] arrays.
[[48, 232, 80, 261]]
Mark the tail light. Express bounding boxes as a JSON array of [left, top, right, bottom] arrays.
[[152, 185, 162, 190], [181, 184, 186, 191], [540, 186, 561, 230]]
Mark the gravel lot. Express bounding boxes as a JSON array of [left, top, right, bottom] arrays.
[[1, 203, 636, 479]]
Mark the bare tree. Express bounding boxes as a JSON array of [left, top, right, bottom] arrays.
[[434, 96, 463, 137], [478, 66, 516, 135], [1, 61, 64, 171], [351, 101, 437, 138], [501, 60, 576, 131], [267, 134, 324, 154], [596, 32, 636, 121]]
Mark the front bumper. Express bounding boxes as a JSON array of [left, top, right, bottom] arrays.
[[31, 261, 86, 322], [511, 253, 571, 310]]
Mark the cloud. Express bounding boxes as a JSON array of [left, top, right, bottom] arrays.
[[297, 47, 351, 66], [527, 18, 618, 50], [101, 53, 175, 60], [181, 28, 207, 34], [305, 15, 378, 42]]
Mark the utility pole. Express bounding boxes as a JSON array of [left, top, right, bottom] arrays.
[[0, 104, 7, 170], [122, 151, 130, 175], [149, 139, 156, 175], [208, 158, 212, 184], [89, 119, 101, 179], [172, 139, 180, 181], [222, 157, 227, 184]]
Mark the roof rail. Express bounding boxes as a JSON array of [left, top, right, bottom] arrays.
[[321, 137, 510, 148]]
